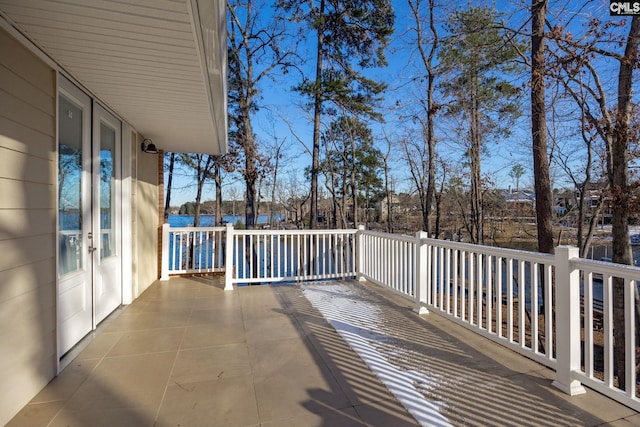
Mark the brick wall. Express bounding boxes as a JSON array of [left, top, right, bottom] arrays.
[[157, 150, 164, 278]]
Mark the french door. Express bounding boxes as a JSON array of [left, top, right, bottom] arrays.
[[57, 77, 122, 357]]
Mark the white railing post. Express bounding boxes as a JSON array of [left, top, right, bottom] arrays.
[[224, 223, 235, 291], [414, 231, 429, 314], [552, 245, 586, 396], [357, 225, 366, 282], [160, 223, 170, 281]]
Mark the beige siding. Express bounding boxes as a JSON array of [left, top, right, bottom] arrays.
[[0, 27, 57, 426], [135, 134, 159, 295]]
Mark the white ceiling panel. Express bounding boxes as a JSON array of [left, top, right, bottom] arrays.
[[0, 0, 227, 155]]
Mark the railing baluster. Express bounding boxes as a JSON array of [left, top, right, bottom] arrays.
[[585, 271, 594, 377], [402, 240, 407, 294], [519, 259, 526, 347], [486, 255, 493, 334], [477, 253, 483, 328], [603, 274, 613, 387], [453, 249, 459, 318], [496, 256, 503, 338], [507, 257, 514, 342], [446, 247, 452, 314], [469, 251, 475, 325], [531, 261, 539, 353], [544, 263, 552, 357], [625, 277, 635, 398], [461, 250, 466, 321]]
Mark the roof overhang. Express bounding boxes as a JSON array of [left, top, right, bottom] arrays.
[[0, 0, 227, 155]]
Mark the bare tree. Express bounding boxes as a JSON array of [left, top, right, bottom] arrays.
[[400, 131, 430, 232], [164, 152, 176, 222], [179, 155, 217, 227], [227, 0, 296, 229], [267, 137, 287, 227], [381, 129, 396, 232], [407, 0, 439, 235], [548, 13, 640, 391]]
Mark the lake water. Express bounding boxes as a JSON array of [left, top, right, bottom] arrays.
[[168, 213, 283, 227]]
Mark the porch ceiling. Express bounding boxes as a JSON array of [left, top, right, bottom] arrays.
[[0, 0, 227, 155]]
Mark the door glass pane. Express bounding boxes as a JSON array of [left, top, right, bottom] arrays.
[[100, 123, 116, 259], [58, 96, 84, 275]]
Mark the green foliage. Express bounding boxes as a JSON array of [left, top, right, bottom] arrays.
[[297, 70, 387, 119], [178, 202, 196, 215], [321, 115, 383, 200], [438, 4, 524, 141], [509, 163, 525, 189], [280, 0, 393, 64], [279, 0, 394, 114]]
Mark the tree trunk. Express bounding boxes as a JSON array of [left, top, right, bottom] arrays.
[[470, 92, 482, 244], [215, 162, 223, 226], [164, 152, 175, 223], [424, 0, 437, 236], [194, 176, 204, 227], [244, 114, 258, 230], [351, 139, 358, 226], [384, 157, 392, 232], [214, 161, 224, 267], [408, 0, 438, 236], [270, 145, 280, 227], [309, 0, 325, 229], [434, 193, 442, 238], [531, 0, 554, 255], [610, 15, 640, 391]]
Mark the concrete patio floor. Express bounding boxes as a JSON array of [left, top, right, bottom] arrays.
[[6, 277, 640, 427]]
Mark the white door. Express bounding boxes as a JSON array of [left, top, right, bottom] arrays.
[[93, 104, 122, 324], [57, 79, 93, 356], [58, 79, 123, 357]]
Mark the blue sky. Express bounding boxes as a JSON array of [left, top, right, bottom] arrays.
[[166, 0, 631, 208]]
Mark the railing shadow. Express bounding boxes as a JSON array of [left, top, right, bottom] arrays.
[[274, 280, 620, 426], [271, 282, 420, 426]]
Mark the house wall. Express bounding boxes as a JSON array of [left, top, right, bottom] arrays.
[[0, 27, 57, 425], [0, 24, 162, 423], [135, 133, 159, 296]]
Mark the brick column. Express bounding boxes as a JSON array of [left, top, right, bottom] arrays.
[[157, 150, 164, 279]]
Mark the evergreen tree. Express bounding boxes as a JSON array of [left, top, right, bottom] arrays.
[[321, 116, 382, 227], [438, 5, 523, 244], [278, 0, 394, 228]]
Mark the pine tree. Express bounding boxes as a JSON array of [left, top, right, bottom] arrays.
[[438, 5, 523, 244], [277, 0, 393, 228]]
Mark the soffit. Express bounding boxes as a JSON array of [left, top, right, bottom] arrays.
[[0, 0, 227, 155]]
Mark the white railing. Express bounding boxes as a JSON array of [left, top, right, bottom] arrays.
[[358, 230, 417, 298], [160, 225, 226, 278], [160, 223, 640, 411], [227, 227, 357, 285], [570, 254, 639, 407], [421, 234, 554, 367], [359, 230, 557, 368], [358, 229, 640, 412]]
